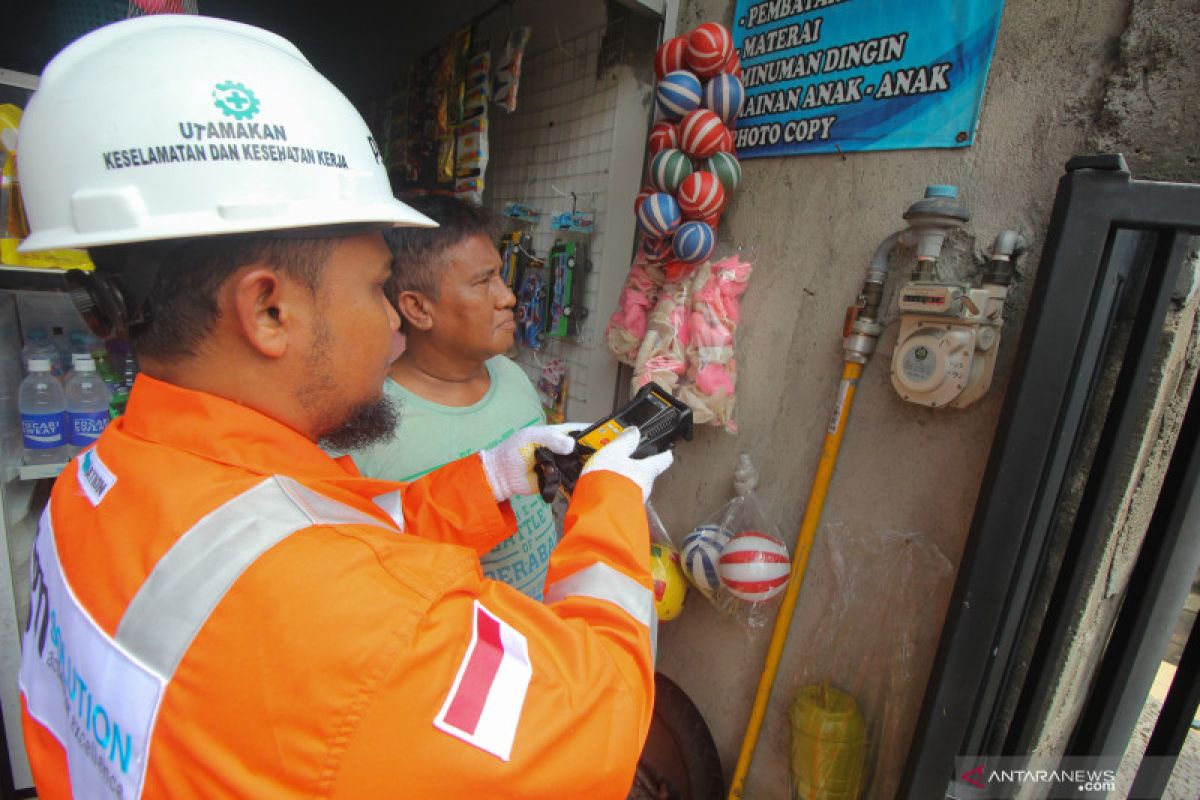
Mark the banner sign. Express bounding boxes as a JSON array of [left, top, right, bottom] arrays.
[[732, 0, 1005, 159]]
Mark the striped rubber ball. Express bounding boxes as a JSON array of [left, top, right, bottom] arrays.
[[655, 36, 688, 80], [717, 531, 790, 603], [672, 220, 715, 263], [704, 73, 745, 127], [720, 51, 742, 79], [717, 126, 736, 154], [649, 148, 693, 193], [637, 192, 681, 239], [686, 23, 734, 77], [641, 236, 673, 263], [682, 524, 732, 594], [704, 151, 741, 194], [634, 187, 654, 215], [677, 171, 726, 220], [679, 108, 727, 159], [655, 70, 703, 121], [648, 121, 679, 155]]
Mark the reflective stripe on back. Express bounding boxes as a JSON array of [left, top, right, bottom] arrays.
[[20, 508, 165, 799], [117, 475, 397, 678], [21, 475, 399, 798]]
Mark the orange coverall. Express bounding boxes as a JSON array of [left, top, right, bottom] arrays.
[[20, 374, 655, 798]]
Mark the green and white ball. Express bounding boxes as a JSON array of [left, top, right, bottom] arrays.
[[704, 151, 741, 194], [650, 148, 694, 193]]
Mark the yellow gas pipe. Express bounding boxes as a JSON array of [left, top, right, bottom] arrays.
[[727, 229, 900, 800], [727, 359, 862, 799]]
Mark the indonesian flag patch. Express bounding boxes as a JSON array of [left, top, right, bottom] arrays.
[[434, 600, 532, 761]]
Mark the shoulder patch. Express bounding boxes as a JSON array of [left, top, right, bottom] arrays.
[[434, 600, 531, 761], [77, 447, 117, 507]]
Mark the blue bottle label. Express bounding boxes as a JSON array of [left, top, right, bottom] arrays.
[[68, 410, 111, 446], [22, 412, 66, 449]]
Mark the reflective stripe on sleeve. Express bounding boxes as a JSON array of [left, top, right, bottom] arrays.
[[116, 475, 397, 678], [370, 489, 406, 531], [544, 562, 656, 631]]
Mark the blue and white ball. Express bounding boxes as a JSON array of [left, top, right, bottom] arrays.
[[656, 69, 703, 121], [637, 192, 682, 239], [672, 220, 715, 263], [703, 73, 745, 127], [682, 524, 732, 593]]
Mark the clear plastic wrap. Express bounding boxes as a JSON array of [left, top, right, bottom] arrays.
[[788, 524, 953, 799], [647, 500, 688, 623], [606, 253, 668, 366], [677, 251, 753, 433], [679, 455, 789, 629], [630, 262, 697, 395]]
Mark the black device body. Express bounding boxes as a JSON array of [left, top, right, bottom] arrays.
[[533, 381, 693, 503]]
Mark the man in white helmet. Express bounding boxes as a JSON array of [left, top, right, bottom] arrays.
[[16, 16, 671, 799]]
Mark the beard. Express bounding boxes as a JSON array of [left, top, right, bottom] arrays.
[[317, 394, 399, 451]]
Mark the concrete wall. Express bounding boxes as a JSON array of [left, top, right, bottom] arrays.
[[650, 1, 1200, 797]]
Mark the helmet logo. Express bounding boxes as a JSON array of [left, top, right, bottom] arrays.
[[212, 81, 261, 121]]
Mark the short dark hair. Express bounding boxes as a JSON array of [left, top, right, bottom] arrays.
[[385, 194, 499, 299], [92, 234, 334, 361]]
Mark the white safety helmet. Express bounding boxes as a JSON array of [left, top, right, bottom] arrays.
[[18, 15, 433, 253]]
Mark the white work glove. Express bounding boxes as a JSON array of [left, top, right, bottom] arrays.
[[580, 426, 674, 502], [480, 423, 588, 501]]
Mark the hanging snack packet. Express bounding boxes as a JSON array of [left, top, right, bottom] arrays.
[[606, 252, 668, 366], [494, 26, 532, 113], [630, 261, 697, 396], [678, 252, 754, 433]]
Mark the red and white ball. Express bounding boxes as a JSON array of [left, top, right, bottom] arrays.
[[720, 51, 742, 79], [679, 108, 727, 159], [717, 531, 790, 602], [648, 121, 680, 155], [677, 171, 726, 220], [634, 186, 654, 215], [641, 236, 673, 263], [655, 36, 689, 80], [686, 23, 734, 77], [717, 126, 736, 154]]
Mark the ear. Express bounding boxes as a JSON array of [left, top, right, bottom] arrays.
[[229, 267, 297, 358], [396, 289, 435, 332]]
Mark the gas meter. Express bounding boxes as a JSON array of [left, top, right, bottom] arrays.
[[887, 186, 1025, 409]]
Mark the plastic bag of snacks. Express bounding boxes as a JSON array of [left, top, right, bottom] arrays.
[[630, 261, 697, 395], [680, 455, 789, 629], [605, 252, 668, 366], [678, 251, 753, 432]]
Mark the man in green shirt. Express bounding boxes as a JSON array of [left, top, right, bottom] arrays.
[[348, 195, 559, 599]]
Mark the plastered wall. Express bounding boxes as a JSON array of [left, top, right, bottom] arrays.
[[649, 1, 1200, 797]]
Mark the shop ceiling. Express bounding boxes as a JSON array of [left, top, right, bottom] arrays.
[[12, 2, 512, 108]]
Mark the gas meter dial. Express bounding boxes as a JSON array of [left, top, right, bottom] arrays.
[[891, 325, 975, 408]]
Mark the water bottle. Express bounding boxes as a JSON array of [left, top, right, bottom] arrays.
[[65, 356, 112, 456], [19, 358, 67, 465], [49, 326, 72, 374], [21, 329, 60, 376]]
